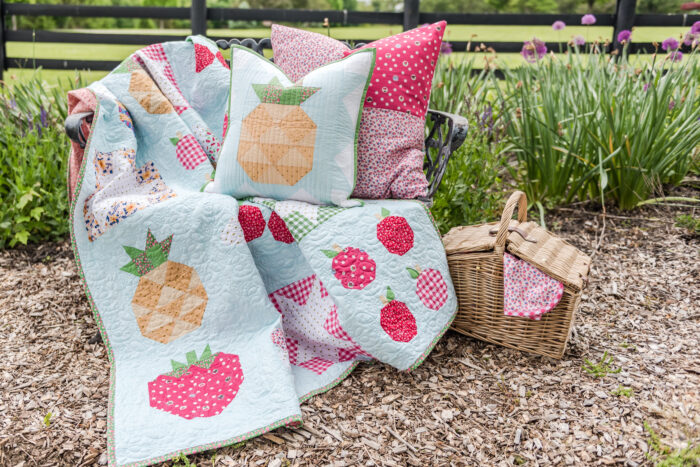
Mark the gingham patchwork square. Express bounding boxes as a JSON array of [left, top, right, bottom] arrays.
[[286, 338, 299, 364], [337, 348, 357, 362], [140, 44, 168, 61], [283, 211, 315, 240], [298, 357, 334, 375], [283, 206, 345, 242], [323, 306, 353, 342], [269, 275, 316, 310], [176, 135, 208, 170]]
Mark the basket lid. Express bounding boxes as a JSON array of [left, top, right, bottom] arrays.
[[443, 191, 591, 291]]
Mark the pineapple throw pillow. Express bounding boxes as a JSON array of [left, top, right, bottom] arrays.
[[205, 45, 375, 206]]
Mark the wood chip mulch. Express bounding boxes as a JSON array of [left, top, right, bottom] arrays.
[[1, 203, 698, 467]]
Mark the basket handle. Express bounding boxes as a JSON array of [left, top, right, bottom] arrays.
[[495, 191, 527, 248]]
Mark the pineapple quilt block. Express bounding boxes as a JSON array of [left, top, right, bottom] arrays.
[[69, 37, 457, 467], [205, 45, 376, 206]]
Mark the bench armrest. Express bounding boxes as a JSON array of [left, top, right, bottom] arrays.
[[65, 111, 94, 149], [422, 109, 469, 204]]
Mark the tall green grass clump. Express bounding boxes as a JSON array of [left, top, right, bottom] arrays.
[[498, 42, 700, 210], [0, 74, 77, 248], [430, 55, 511, 234]]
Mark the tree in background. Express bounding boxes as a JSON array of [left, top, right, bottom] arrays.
[[637, 0, 685, 12]]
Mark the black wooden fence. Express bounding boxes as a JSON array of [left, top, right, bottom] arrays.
[[0, 0, 698, 80]]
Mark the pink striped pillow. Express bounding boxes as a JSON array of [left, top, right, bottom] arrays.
[[271, 22, 446, 199]]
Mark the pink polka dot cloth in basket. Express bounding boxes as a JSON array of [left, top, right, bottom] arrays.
[[503, 253, 564, 320], [271, 22, 446, 199]]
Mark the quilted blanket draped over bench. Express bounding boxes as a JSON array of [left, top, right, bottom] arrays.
[[69, 36, 457, 466]]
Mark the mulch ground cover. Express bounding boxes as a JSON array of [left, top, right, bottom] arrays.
[[1, 199, 698, 466]]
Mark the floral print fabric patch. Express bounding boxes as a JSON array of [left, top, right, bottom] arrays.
[[503, 253, 564, 320]]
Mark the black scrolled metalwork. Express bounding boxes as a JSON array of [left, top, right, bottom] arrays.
[[215, 37, 271, 56], [65, 111, 93, 149], [422, 109, 468, 203], [64, 37, 468, 202]]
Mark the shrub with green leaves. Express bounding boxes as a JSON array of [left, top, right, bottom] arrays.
[[430, 56, 511, 234], [0, 74, 77, 248], [498, 44, 700, 210]]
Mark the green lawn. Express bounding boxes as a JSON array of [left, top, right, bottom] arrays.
[[3, 24, 692, 86]]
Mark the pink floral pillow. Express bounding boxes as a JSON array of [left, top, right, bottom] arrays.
[[271, 22, 446, 199]]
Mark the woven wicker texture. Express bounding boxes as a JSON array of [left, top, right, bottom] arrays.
[[443, 191, 591, 359]]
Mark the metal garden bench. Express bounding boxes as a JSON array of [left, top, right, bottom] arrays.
[[65, 37, 468, 203]]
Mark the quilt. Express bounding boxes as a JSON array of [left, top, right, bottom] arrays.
[[68, 36, 457, 466]]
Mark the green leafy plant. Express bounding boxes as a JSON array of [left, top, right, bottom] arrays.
[[583, 351, 621, 378], [611, 385, 633, 397], [644, 421, 700, 466], [172, 452, 196, 467], [43, 412, 52, 427], [0, 73, 82, 248], [430, 56, 511, 234], [675, 214, 700, 236], [497, 43, 700, 210]]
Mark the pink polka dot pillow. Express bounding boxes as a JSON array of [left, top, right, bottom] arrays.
[[271, 22, 446, 200]]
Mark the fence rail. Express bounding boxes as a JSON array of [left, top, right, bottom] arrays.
[[0, 0, 698, 80]]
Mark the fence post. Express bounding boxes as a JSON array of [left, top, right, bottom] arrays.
[[403, 0, 419, 31], [191, 0, 207, 37], [612, 0, 637, 54], [0, 0, 5, 82]]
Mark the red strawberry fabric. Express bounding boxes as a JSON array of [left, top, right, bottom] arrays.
[[377, 209, 414, 255], [148, 350, 244, 420], [238, 205, 266, 242]]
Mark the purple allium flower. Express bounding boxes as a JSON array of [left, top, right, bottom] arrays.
[[440, 42, 453, 55], [617, 30, 632, 43], [692, 21, 700, 35], [668, 100, 675, 110], [552, 21, 566, 31], [661, 37, 679, 51], [669, 50, 683, 62], [40, 107, 48, 128], [581, 14, 596, 26], [643, 83, 650, 92], [521, 38, 547, 63], [573, 35, 586, 46], [480, 105, 493, 129], [683, 32, 695, 46]]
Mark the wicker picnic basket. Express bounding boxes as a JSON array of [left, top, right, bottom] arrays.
[[443, 191, 591, 359]]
